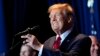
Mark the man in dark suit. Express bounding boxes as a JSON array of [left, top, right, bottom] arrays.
[[21, 3, 91, 56]]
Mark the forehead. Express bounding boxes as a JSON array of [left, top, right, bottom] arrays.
[[49, 9, 64, 17], [50, 9, 62, 14]]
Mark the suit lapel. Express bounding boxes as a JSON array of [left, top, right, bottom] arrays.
[[59, 29, 79, 52], [45, 36, 56, 49], [50, 36, 56, 48]]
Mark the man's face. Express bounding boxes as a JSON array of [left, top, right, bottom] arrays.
[[49, 9, 67, 34], [20, 45, 32, 56]]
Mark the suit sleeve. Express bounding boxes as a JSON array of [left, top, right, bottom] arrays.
[[41, 37, 91, 56]]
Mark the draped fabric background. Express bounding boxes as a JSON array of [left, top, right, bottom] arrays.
[[0, 0, 100, 55], [0, 0, 7, 54]]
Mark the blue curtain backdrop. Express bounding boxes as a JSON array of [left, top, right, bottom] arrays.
[[48, 0, 100, 40], [0, 0, 7, 53]]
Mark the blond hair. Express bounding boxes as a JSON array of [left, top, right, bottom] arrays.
[[48, 3, 74, 16]]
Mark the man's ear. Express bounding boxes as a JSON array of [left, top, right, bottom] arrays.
[[68, 17, 72, 23], [68, 18, 72, 23]]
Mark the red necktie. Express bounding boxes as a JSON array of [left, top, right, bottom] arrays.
[[53, 35, 61, 49]]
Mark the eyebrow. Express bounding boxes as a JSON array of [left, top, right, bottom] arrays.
[[49, 12, 62, 17]]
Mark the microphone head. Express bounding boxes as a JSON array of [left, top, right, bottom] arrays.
[[15, 25, 40, 36], [30, 25, 39, 30]]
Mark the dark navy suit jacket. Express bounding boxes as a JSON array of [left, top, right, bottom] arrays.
[[41, 29, 91, 56]]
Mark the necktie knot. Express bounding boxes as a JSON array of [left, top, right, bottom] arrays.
[[57, 36, 61, 41]]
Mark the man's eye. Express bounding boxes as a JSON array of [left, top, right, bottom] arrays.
[[56, 14, 60, 16], [56, 15, 61, 18], [49, 15, 53, 18]]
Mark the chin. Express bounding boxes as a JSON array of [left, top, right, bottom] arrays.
[[52, 29, 60, 34]]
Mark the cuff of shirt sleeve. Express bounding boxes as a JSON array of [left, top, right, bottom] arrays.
[[38, 45, 44, 56]]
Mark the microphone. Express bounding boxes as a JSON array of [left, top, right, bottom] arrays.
[[15, 25, 40, 36]]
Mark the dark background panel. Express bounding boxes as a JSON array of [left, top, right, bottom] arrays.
[[4, 0, 55, 56]]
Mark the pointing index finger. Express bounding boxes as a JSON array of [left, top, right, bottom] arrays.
[[21, 35, 28, 38], [21, 34, 33, 38]]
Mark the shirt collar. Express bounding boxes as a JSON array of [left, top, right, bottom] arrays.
[[56, 28, 72, 44]]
